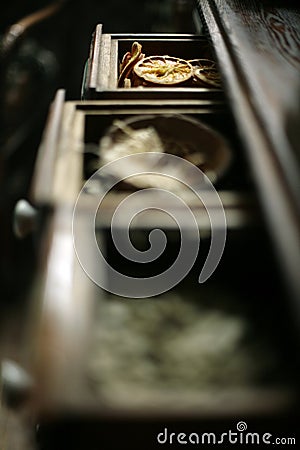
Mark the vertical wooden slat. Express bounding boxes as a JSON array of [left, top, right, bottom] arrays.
[[198, 0, 300, 317]]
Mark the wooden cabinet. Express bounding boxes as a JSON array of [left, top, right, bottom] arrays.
[[197, 0, 300, 308], [4, 3, 300, 448]]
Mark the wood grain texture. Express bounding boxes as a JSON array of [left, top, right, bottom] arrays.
[[198, 0, 300, 311], [97, 33, 111, 89], [30, 89, 66, 205], [201, 0, 300, 201], [88, 24, 103, 89]]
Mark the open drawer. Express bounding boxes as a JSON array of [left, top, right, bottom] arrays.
[[27, 203, 299, 449], [82, 25, 224, 101], [31, 90, 252, 219]]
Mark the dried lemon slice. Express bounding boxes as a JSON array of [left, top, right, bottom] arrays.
[[188, 58, 217, 69], [133, 56, 193, 86], [194, 67, 222, 88]]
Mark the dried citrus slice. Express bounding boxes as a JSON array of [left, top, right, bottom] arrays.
[[194, 67, 222, 88], [188, 58, 217, 70], [133, 56, 193, 86]]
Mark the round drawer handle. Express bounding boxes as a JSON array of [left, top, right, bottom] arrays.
[[1, 359, 34, 409], [13, 199, 39, 239]]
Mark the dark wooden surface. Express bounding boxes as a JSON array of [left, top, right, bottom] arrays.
[[201, 0, 300, 196], [198, 0, 300, 316], [0, 405, 35, 450]]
